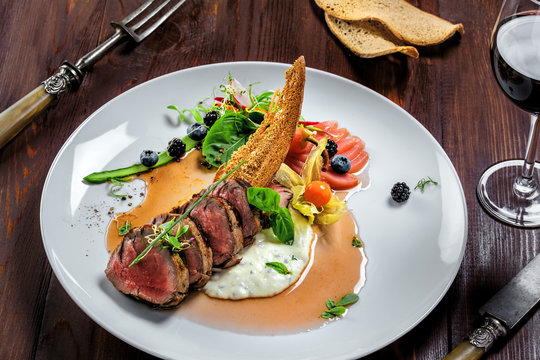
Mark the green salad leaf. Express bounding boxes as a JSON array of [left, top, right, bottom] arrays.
[[247, 187, 295, 245], [247, 187, 280, 213], [202, 112, 258, 167]]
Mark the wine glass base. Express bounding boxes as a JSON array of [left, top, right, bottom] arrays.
[[477, 159, 540, 228]]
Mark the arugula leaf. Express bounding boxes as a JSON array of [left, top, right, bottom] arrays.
[[202, 113, 258, 167], [266, 262, 292, 275], [247, 187, 280, 213], [269, 207, 295, 245], [118, 221, 131, 236], [352, 236, 363, 248], [336, 293, 359, 307]]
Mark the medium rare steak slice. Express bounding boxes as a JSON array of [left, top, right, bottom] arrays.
[[212, 179, 262, 245], [187, 196, 244, 267], [105, 225, 189, 308], [150, 213, 213, 288], [268, 182, 293, 208]]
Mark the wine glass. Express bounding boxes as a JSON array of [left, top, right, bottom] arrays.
[[477, 0, 540, 227]]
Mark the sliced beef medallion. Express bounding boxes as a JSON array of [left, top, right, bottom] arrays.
[[105, 225, 189, 308], [212, 179, 262, 245], [187, 196, 244, 267], [268, 182, 293, 208], [150, 213, 213, 288]]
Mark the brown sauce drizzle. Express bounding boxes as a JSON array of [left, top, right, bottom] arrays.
[[105, 150, 368, 334]]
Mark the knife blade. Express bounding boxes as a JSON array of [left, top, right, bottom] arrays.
[[443, 254, 540, 360]]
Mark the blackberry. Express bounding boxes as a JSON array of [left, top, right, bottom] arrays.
[[326, 139, 338, 158], [140, 150, 159, 167], [331, 154, 351, 174], [167, 138, 186, 159], [391, 182, 410, 203], [203, 111, 219, 127], [187, 123, 208, 141]]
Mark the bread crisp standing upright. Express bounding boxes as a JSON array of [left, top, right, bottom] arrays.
[[214, 56, 306, 187]]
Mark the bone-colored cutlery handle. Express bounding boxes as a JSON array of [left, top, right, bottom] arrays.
[[0, 84, 55, 148], [443, 317, 506, 360], [443, 341, 485, 360]]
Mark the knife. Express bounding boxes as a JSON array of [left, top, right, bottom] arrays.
[[444, 254, 540, 360], [0, 0, 185, 149]]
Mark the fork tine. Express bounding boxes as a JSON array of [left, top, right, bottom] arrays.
[[136, 0, 186, 40], [120, 0, 155, 25], [131, 0, 171, 31]]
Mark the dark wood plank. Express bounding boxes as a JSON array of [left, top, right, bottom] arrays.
[[0, 0, 538, 359]]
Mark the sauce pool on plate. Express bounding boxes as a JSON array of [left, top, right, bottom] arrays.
[[106, 150, 367, 334]]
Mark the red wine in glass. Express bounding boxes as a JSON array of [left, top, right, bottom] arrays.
[[491, 11, 540, 113], [477, 2, 540, 227]]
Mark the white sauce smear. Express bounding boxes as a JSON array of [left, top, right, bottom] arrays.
[[204, 210, 314, 299]]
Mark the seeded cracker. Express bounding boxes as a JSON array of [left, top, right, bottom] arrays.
[[325, 14, 419, 58], [315, 0, 464, 46]]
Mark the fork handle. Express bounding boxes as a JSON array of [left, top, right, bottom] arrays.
[[0, 85, 55, 148], [0, 62, 83, 149]]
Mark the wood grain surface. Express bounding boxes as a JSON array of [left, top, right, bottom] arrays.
[[0, 0, 538, 359]]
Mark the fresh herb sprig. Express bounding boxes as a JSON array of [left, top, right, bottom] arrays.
[[128, 160, 245, 267], [415, 177, 439, 192], [321, 293, 359, 319], [266, 255, 297, 275], [352, 236, 363, 248], [149, 219, 191, 253], [266, 262, 292, 275], [118, 221, 132, 236], [167, 104, 208, 124], [247, 187, 295, 245], [109, 178, 129, 197]]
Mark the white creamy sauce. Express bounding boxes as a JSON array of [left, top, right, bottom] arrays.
[[204, 210, 314, 299]]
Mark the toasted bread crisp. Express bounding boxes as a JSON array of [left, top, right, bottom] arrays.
[[315, 0, 464, 46], [215, 56, 306, 187], [325, 14, 418, 58]]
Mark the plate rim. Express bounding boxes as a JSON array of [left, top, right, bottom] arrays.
[[40, 60, 468, 359]]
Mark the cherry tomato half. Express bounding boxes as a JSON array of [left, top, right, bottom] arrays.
[[304, 181, 333, 207]]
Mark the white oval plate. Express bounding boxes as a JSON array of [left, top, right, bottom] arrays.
[[41, 62, 467, 359]]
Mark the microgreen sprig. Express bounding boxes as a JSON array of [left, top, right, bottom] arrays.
[[109, 177, 130, 197], [415, 177, 439, 192], [128, 160, 246, 268], [118, 221, 132, 236], [352, 236, 363, 248], [321, 293, 359, 319]]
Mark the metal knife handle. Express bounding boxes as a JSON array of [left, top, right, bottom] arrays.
[[443, 317, 506, 360]]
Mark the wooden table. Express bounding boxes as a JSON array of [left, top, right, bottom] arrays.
[[0, 1, 538, 359]]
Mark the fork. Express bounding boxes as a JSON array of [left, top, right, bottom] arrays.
[[0, 0, 186, 149]]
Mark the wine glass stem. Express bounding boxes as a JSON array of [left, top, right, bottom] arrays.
[[515, 113, 540, 197]]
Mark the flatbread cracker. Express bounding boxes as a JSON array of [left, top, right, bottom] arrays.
[[316, 0, 464, 46], [325, 13, 419, 58]]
